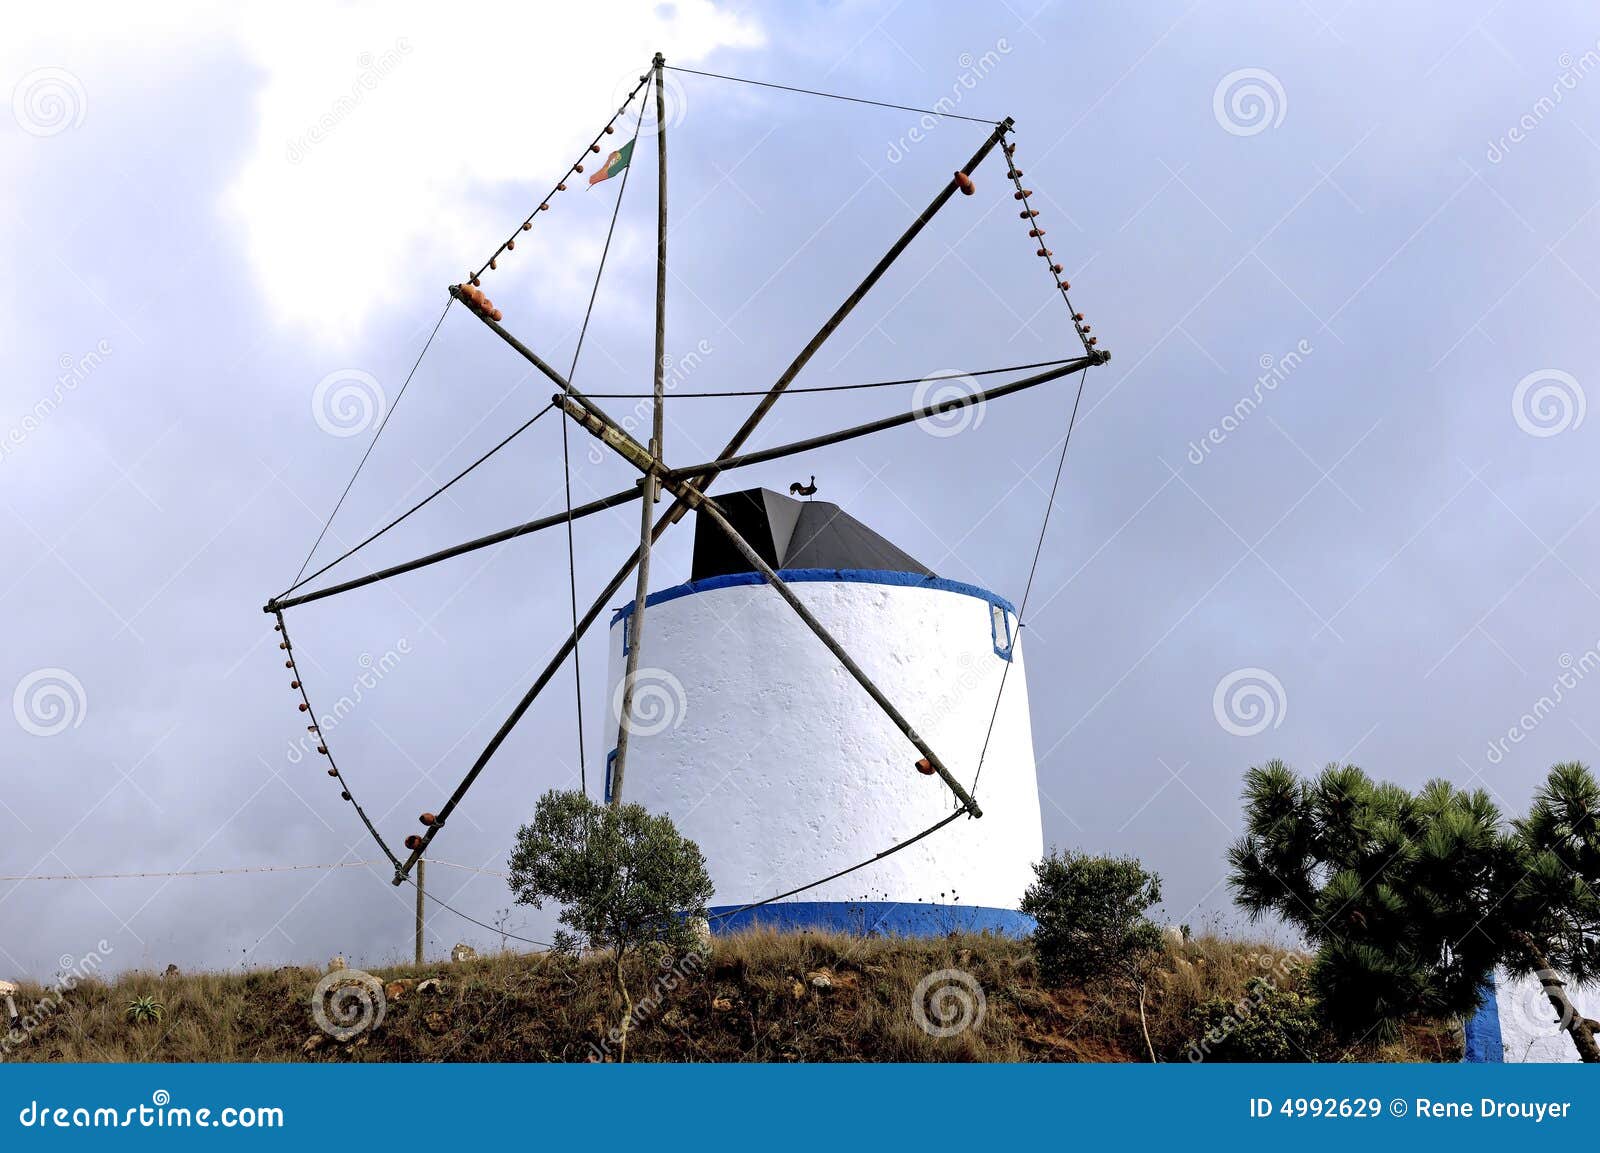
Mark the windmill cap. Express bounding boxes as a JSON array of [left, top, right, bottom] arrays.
[[689, 488, 933, 583]]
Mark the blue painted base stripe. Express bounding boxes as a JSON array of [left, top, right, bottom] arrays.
[[611, 569, 1016, 626], [1463, 978, 1504, 1062], [710, 901, 1035, 938]]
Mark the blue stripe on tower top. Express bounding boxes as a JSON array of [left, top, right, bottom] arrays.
[[610, 568, 1016, 626]]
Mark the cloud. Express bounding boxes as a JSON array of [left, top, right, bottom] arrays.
[[219, 1, 763, 349]]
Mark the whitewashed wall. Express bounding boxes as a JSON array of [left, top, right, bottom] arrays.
[[604, 577, 1044, 912], [1484, 969, 1600, 1062]]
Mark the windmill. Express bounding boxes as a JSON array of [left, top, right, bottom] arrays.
[[264, 53, 1111, 929]]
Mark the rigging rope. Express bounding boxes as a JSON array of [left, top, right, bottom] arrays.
[[0, 860, 384, 882], [280, 402, 556, 600], [557, 70, 653, 797], [666, 64, 1001, 126], [708, 811, 966, 923], [291, 298, 455, 587], [970, 364, 1093, 796], [1004, 136, 1096, 356], [575, 356, 1086, 399], [398, 870, 553, 949], [274, 609, 404, 872], [0, 858, 508, 883]]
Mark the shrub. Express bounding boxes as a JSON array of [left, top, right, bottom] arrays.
[[1020, 849, 1165, 1059], [1186, 976, 1321, 1062]]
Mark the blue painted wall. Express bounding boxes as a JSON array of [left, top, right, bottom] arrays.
[[709, 901, 1035, 939]]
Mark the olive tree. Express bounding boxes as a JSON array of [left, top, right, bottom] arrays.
[[507, 789, 713, 1061]]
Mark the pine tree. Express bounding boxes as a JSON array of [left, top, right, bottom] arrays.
[[1227, 759, 1600, 1060]]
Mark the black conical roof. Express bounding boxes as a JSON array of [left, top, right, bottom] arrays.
[[690, 488, 933, 582]]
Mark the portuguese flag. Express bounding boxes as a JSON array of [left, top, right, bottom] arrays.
[[588, 139, 635, 187]]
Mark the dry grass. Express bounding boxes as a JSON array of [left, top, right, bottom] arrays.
[[0, 931, 1460, 1063]]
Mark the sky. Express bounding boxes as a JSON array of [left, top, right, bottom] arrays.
[[3, 0, 1599, 979]]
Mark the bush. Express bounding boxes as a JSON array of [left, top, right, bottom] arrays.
[[1185, 976, 1322, 1062], [1020, 850, 1164, 985], [1020, 849, 1165, 1060]]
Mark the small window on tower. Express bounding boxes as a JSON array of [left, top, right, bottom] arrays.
[[991, 603, 1014, 662], [621, 612, 632, 656]]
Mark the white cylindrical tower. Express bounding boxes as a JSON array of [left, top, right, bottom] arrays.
[[604, 488, 1044, 936]]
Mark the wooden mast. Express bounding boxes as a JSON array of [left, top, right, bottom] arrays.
[[610, 52, 669, 807]]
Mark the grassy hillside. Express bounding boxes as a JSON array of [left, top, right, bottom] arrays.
[[2, 931, 1460, 1062]]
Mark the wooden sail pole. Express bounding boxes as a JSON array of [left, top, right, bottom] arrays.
[[610, 53, 670, 807], [666, 351, 1104, 478]]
